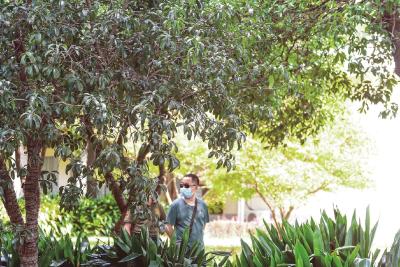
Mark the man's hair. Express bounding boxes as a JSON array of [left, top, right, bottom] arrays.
[[184, 173, 199, 186]]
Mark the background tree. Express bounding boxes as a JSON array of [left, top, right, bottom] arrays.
[[173, 109, 373, 230]]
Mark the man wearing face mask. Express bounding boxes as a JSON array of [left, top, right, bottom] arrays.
[[165, 173, 209, 249]]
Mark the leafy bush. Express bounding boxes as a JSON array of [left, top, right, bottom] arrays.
[[64, 195, 120, 236], [380, 229, 400, 267], [0, 231, 19, 267], [203, 191, 225, 215], [1, 228, 94, 267], [85, 228, 230, 267], [0, 195, 119, 237], [228, 207, 392, 267]]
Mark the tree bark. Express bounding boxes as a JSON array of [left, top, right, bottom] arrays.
[[0, 156, 24, 226], [157, 163, 166, 195], [115, 141, 151, 233], [383, 6, 400, 77], [20, 139, 43, 267], [106, 172, 130, 234], [157, 163, 173, 204], [166, 172, 178, 201], [105, 172, 126, 212], [82, 116, 98, 198], [85, 140, 98, 198]]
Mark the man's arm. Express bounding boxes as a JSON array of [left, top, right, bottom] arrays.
[[165, 201, 177, 238], [165, 224, 174, 238]]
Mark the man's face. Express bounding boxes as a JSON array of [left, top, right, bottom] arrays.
[[180, 176, 197, 196]]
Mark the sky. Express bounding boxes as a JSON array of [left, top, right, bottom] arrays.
[[294, 95, 400, 249]]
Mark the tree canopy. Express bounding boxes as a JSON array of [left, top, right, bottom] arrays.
[[1, 0, 400, 265]]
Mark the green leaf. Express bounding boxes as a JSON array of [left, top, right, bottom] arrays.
[[268, 75, 275, 88], [353, 258, 371, 267], [53, 68, 60, 79], [119, 252, 141, 263], [294, 242, 311, 267]]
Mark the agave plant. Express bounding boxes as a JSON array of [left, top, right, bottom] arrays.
[[0, 231, 19, 267], [85, 227, 230, 267], [228, 207, 381, 267], [47, 232, 92, 267], [159, 229, 230, 266], [0, 227, 93, 267], [379, 230, 400, 267]]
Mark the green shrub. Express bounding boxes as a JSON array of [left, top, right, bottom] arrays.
[[85, 228, 230, 266], [204, 191, 224, 215], [380, 229, 400, 267], [229, 207, 388, 267], [0, 194, 120, 237], [1, 228, 94, 267], [65, 195, 120, 236]]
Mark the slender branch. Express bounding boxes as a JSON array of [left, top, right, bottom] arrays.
[[0, 155, 24, 226], [305, 181, 329, 196], [279, 207, 285, 221], [156, 163, 166, 195], [105, 173, 126, 212], [81, 116, 99, 197], [253, 181, 281, 235], [284, 206, 294, 220]]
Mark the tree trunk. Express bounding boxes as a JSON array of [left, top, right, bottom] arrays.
[[115, 141, 151, 233], [383, 6, 400, 77], [0, 156, 24, 226], [157, 163, 173, 204], [105, 172, 130, 234], [157, 164, 166, 195], [105, 172, 126, 212], [85, 140, 98, 198], [20, 139, 43, 267], [82, 116, 98, 198], [166, 172, 178, 201]]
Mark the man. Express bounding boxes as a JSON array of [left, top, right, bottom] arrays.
[[166, 173, 209, 249]]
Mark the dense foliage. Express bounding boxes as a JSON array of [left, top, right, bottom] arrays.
[[0, 226, 229, 267], [228, 208, 400, 267], [2, 0, 400, 265], [0, 195, 119, 236], [85, 228, 230, 267], [1, 229, 94, 267], [2, 207, 400, 266]]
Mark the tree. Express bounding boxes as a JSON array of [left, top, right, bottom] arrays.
[[1, 1, 399, 265], [174, 109, 372, 230]]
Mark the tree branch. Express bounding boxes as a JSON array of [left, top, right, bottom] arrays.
[[305, 181, 330, 196], [383, 6, 400, 77], [253, 181, 281, 235], [284, 206, 294, 220], [0, 155, 24, 226], [105, 172, 126, 212]]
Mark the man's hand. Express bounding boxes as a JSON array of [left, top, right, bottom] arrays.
[[165, 224, 174, 238]]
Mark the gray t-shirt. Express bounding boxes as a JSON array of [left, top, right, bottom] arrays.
[[166, 197, 209, 248]]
